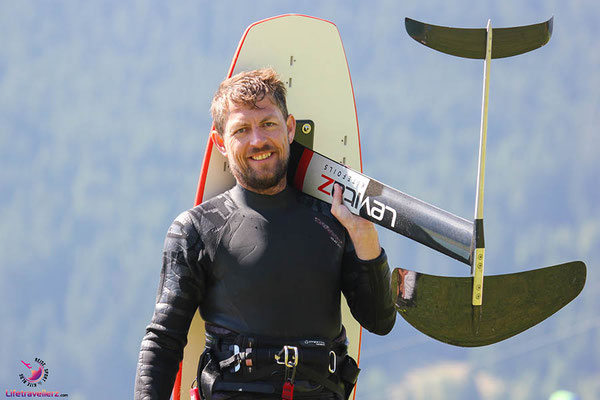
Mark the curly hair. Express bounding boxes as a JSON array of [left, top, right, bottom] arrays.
[[210, 68, 289, 134]]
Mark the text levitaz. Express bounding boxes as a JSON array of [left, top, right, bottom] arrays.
[[318, 171, 397, 229]]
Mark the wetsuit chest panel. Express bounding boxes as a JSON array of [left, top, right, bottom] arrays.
[[201, 186, 346, 339]]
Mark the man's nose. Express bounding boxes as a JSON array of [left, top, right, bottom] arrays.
[[248, 126, 268, 146]]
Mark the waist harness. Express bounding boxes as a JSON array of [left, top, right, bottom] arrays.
[[195, 325, 361, 400]]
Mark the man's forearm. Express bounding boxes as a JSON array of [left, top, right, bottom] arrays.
[[342, 249, 396, 335], [134, 332, 182, 400]]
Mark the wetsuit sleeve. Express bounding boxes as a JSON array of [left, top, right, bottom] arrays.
[[134, 212, 206, 400], [341, 247, 396, 335]]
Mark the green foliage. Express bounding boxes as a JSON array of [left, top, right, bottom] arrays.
[[1, 1, 598, 398]]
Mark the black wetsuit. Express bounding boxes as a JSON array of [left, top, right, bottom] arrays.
[[135, 185, 396, 400]]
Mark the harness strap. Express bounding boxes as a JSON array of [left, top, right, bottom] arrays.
[[295, 364, 345, 398], [218, 351, 246, 370], [199, 355, 219, 400], [213, 381, 276, 394], [200, 351, 359, 400], [217, 346, 337, 371], [200, 326, 359, 399]]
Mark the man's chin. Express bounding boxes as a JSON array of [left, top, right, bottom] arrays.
[[231, 158, 289, 193], [235, 170, 287, 192]]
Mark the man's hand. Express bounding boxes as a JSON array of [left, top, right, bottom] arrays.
[[330, 183, 382, 261]]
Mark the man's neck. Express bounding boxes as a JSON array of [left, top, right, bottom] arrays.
[[237, 180, 287, 196]]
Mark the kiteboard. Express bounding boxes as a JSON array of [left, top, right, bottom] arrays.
[[173, 14, 364, 400]]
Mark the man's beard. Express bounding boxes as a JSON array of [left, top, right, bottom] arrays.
[[230, 151, 289, 192]]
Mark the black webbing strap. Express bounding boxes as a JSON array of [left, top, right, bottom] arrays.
[[201, 326, 359, 399], [217, 346, 334, 371], [218, 351, 246, 370], [295, 364, 345, 397], [213, 381, 276, 394]]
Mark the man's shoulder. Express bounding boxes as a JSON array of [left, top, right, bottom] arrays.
[[165, 190, 237, 250], [177, 190, 237, 230], [195, 190, 237, 221]]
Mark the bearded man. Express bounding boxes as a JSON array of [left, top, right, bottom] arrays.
[[135, 68, 395, 400]]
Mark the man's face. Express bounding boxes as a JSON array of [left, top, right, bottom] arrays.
[[213, 96, 296, 195]]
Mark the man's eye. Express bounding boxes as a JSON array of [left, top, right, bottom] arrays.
[[263, 122, 276, 127], [234, 127, 246, 135]]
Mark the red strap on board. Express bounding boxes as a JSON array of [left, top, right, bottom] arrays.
[[172, 362, 182, 400], [293, 148, 314, 191]]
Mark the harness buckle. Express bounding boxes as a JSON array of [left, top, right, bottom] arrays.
[[328, 350, 336, 373], [276, 346, 299, 399], [275, 345, 299, 368], [232, 345, 241, 372]]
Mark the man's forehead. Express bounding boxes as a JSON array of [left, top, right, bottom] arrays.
[[225, 97, 283, 123]]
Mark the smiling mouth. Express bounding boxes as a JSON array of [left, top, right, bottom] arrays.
[[251, 152, 272, 161]]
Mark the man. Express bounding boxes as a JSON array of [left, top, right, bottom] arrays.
[[135, 69, 395, 400]]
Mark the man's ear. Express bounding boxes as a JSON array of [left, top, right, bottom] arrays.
[[211, 129, 227, 155], [286, 114, 296, 144]]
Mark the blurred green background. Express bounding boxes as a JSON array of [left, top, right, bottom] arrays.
[[1, 1, 598, 399]]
